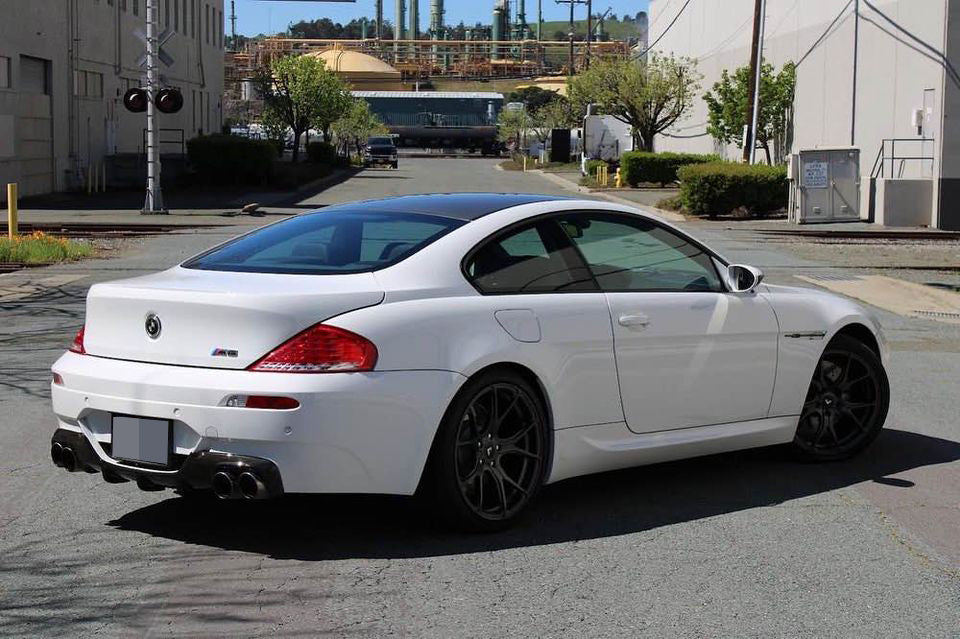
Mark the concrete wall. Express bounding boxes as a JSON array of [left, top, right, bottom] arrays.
[[647, 0, 954, 227], [875, 178, 934, 226], [0, 0, 225, 198]]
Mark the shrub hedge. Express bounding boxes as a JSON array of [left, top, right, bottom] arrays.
[[620, 151, 720, 187], [186, 134, 276, 185], [677, 162, 789, 217], [306, 141, 338, 164]]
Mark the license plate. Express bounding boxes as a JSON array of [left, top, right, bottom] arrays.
[[111, 415, 171, 466]]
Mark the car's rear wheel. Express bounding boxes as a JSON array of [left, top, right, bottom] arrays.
[[428, 369, 548, 532], [792, 335, 889, 461]]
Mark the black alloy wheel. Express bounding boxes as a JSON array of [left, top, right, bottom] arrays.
[[792, 335, 889, 461], [428, 369, 547, 531]]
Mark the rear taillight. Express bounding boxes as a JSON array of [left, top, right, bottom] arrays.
[[69, 326, 86, 354], [248, 324, 377, 373]]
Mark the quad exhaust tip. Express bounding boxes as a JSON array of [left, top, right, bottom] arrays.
[[211, 471, 235, 499], [238, 471, 267, 499], [51, 442, 64, 467]]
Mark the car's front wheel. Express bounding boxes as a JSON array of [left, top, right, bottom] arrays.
[[792, 335, 889, 461], [427, 369, 548, 532]]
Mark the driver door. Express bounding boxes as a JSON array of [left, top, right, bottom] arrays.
[[557, 212, 779, 434]]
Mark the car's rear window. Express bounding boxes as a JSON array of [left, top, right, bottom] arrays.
[[182, 211, 463, 274]]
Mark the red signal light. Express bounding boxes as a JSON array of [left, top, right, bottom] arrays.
[[155, 88, 184, 114], [123, 88, 148, 113]]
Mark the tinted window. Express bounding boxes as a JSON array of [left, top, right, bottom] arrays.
[[465, 221, 597, 294], [183, 211, 462, 274], [368, 137, 394, 146], [559, 213, 722, 292]]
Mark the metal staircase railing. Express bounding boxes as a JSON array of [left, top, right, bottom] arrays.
[[870, 138, 935, 179]]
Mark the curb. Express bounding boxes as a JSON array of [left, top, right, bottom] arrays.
[[530, 170, 686, 222]]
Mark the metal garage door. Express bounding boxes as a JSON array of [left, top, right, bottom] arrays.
[[17, 56, 54, 197]]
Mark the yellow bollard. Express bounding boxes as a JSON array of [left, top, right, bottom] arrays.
[[615, 167, 622, 188], [7, 183, 18, 239], [523, 156, 527, 172]]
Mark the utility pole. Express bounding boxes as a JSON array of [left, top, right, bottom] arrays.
[[555, 0, 587, 75], [742, 0, 765, 164], [537, 0, 542, 40], [584, 0, 591, 69], [851, 0, 859, 145], [142, 0, 166, 214], [230, 0, 237, 51]]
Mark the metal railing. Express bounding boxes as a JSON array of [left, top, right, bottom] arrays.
[[141, 128, 186, 157], [870, 138, 935, 179]]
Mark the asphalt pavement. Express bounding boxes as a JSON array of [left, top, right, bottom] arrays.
[[1, 158, 958, 637]]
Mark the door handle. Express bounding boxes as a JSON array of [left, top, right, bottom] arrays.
[[618, 313, 651, 329]]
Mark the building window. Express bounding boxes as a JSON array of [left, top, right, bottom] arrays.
[[190, 0, 195, 38], [74, 70, 104, 99], [205, 4, 210, 44], [0, 56, 10, 89], [174, 0, 179, 32], [133, 0, 138, 16], [182, 0, 187, 33], [164, 0, 170, 26]]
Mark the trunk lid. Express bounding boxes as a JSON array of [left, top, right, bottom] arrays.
[[83, 267, 384, 369]]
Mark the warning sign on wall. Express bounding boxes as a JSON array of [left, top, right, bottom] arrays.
[[803, 161, 829, 188]]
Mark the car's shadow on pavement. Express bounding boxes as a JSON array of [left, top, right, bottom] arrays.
[[108, 429, 960, 560]]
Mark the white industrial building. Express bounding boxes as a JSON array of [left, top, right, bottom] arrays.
[[648, 0, 960, 230], [0, 0, 225, 199]]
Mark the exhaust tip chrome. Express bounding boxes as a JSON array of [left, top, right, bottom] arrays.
[[211, 471, 235, 499], [60, 447, 77, 472], [51, 442, 64, 467], [238, 471, 266, 499]]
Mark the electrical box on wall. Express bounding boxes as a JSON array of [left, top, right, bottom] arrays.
[[788, 148, 861, 224]]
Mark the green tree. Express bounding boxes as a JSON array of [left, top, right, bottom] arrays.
[[703, 61, 796, 164], [332, 99, 389, 159], [256, 55, 351, 162], [567, 53, 700, 151], [497, 106, 528, 149], [506, 86, 562, 112], [529, 97, 577, 144]]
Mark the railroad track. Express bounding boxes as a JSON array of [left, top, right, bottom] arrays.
[[0, 222, 215, 238]]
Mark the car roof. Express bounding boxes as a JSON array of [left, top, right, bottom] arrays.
[[315, 193, 575, 222]]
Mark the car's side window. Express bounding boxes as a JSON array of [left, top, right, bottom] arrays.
[[465, 221, 597, 294], [558, 213, 724, 292]]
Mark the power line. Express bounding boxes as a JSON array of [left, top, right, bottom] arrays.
[[696, 15, 751, 60], [648, 0, 678, 29], [640, 0, 695, 56]]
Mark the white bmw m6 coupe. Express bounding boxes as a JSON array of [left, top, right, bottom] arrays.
[[50, 194, 890, 530]]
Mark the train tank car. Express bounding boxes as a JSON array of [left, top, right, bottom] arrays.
[[352, 91, 505, 154]]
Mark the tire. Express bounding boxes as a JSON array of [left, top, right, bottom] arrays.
[[392, 161, 399, 169], [791, 334, 890, 461], [426, 369, 549, 532]]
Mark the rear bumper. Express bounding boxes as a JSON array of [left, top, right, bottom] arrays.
[[50, 351, 465, 495], [50, 428, 284, 496]]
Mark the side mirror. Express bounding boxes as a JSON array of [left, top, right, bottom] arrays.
[[727, 264, 764, 293]]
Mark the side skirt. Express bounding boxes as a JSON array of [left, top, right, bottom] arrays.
[[547, 416, 799, 484]]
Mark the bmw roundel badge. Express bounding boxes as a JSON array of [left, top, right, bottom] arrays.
[[145, 313, 162, 339]]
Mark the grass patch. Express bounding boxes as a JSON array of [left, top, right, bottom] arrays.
[[541, 162, 582, 173], [499, 159, 525, 171], [656, 195, 685, 212], [0, 231, 95, 264]]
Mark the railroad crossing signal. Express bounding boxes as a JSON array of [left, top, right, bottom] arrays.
[[135, 26, 175, 68]]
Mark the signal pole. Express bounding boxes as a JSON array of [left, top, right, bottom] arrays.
[[143, 0, 166, 214], [742, 0, 765, 164]]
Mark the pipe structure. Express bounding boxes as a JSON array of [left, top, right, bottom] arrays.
[[395, 0, 405, 42], [375, 0, 383, 39], [516, 0, 527, 39], [537, 0, 542, 40], [410, 0, 419, 39], [492, 5, 503, 60], [429, 0, 443, 38]]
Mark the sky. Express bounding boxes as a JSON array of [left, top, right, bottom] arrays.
[[235, 0, 650, 36]]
